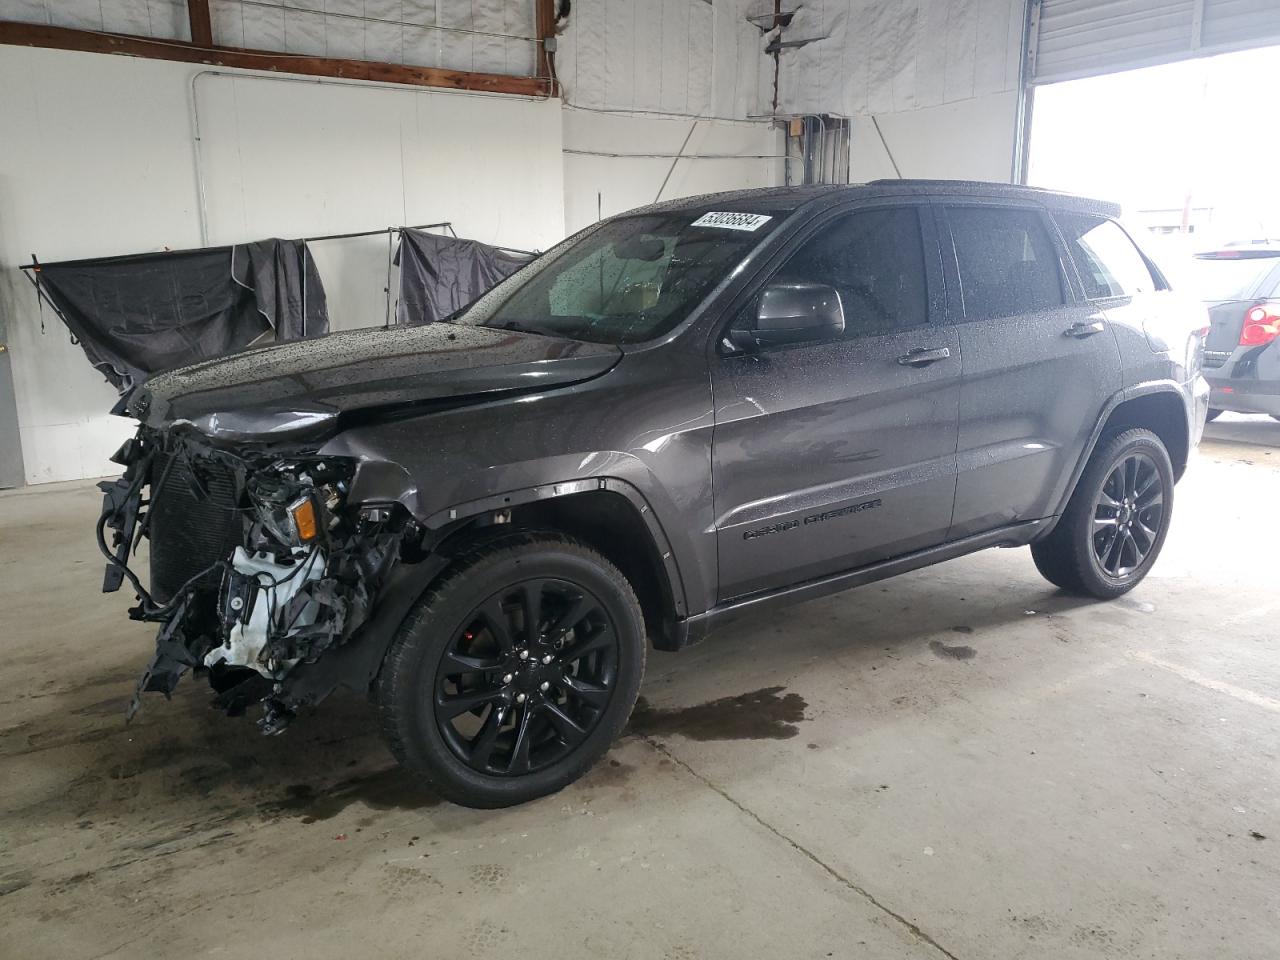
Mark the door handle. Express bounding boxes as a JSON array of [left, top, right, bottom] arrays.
[[1064, 320, 1106, 338], [897, 346, 952, 366]]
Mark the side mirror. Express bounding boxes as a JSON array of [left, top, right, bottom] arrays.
[[728, 282, 845, 350]]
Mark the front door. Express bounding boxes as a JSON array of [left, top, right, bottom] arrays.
[[711, 205, 961, 602]]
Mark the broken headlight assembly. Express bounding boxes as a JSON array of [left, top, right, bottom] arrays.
[[245, 459, 347, 553]]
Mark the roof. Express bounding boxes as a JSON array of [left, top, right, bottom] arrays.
[[629, 180, 1121, 219]]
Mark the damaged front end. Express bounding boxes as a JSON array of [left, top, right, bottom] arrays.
[[100, 427, 405, 733]]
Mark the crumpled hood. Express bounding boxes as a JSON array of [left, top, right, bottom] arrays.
[[130, 323, 622, 433]]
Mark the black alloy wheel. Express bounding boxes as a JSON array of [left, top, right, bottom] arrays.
[[1030, 428, 1174, 599], [1089, 452, 1165, 582], [434, 578, 619, 776], [377, 531, 645, 808]]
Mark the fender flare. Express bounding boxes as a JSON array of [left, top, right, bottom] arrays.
[[1034, 379, 1191, 542], [422, 476, 690, 620]]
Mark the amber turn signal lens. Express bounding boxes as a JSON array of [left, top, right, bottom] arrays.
[[290, 498, 318, 543]]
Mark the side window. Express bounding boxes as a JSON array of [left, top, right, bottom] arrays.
[[1054, 213, 1155, 299], [773, 207, 929, 338], [947, 206, 1065, 321]]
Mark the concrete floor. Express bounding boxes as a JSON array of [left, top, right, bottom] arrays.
[[2, 417, 1278, 960]]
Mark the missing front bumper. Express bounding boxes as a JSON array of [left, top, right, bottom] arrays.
[[99, 429, 404, 732]]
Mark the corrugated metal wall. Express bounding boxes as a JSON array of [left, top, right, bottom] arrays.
[[1034, 0, 1280, 84]]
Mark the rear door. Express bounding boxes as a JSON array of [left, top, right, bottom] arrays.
[[711, 204, 961, 601], [941, 203, 1121, 539]]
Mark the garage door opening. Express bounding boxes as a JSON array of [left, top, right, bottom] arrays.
[[1026, 44, 1280, 256]]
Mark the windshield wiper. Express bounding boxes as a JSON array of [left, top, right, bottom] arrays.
[[488, 320, 565, 339]]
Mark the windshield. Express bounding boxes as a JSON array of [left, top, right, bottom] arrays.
[[1190, 254, 1280, 301], [455, 210, 783, 344]]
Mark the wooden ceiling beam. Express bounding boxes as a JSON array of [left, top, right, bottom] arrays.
[[0, 20, 554, 98]]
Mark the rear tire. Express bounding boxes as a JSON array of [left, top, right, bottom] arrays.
[[1030, 429, 1174, 599], [376, 530, 646, 808], [1205, 408, 1223, 422]]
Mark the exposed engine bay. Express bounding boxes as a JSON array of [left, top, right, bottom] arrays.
[[99, 427, 406, 733]]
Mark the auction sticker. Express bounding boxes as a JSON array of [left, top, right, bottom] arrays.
[[691, 211, 773, 231]]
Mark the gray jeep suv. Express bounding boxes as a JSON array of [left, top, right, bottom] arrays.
[[98, 181, 1209, 807]]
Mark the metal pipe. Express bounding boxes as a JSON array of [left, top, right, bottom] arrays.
[[817, 114, 827, 184], [654, 121, 698, 203], [305, 221, 452, 244], [565, 103, 778, 126], [564, 149, 802, 161], [18, 223, 457, 264], [384, 228, 395, 328], [871, 116, 902, 178]]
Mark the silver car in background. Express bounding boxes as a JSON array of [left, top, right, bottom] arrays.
[[1194, 244, 1280, 420]]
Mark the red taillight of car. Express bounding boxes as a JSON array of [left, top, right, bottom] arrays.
[[1240, 303, 1280, 346]]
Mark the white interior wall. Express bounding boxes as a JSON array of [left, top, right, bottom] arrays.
[[774, 0, 1026, 183], [0, 45, 564, 485], [562, 110, 785, 234], [847, 90, 1021, 182]]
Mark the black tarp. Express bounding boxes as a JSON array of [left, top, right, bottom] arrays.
[[396, 229, 533, 325], [34, 238, 328, 391]]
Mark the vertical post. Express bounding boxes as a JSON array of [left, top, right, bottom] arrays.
[[385, 228, 395, 328], [301, 241, 309, 337], [1012, 0, 1040, 184], [770, 0, 782, 112], [187, 0, 213, 47], [535, 0, 556, 83]]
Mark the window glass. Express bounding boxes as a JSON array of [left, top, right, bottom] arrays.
[[457, 210, 781, 344], [547, 238, 673, 318], [773, 207, 928, 338], [948, 207, 1064, 321], [1055, 213, 1155, 299], [1189, 254, 1280, 302]]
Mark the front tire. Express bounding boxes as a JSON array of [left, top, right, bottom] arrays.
[[1031, 429, 1174, 599], [376, 531, 646, 808]]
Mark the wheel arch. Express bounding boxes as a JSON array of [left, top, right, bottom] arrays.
[[1098, 388, 1190, 481], [1036, 382, 1191, 542], [426, 480, 689, 652]]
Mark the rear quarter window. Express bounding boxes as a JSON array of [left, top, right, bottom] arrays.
[[1054, 213, 1157, 299]]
